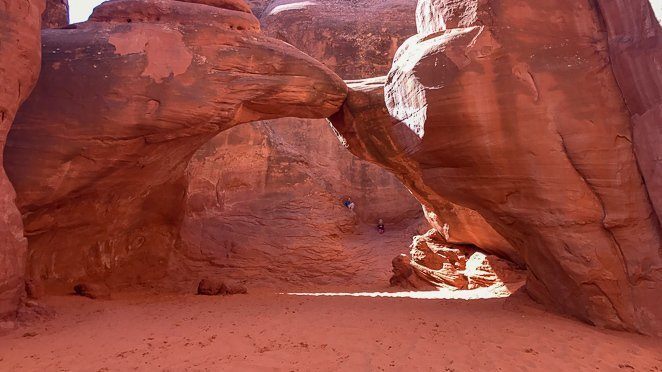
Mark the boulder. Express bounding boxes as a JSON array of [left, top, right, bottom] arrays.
[[16, 300, 56, 323], [390, 253, 435, 289], [260, 0, 418, 79], [73, 283, 111, 299], [390, 230, 524, 291], [197, 279, 228, 295], [197, 279, 247, 295], [225, 281, 248, 295]]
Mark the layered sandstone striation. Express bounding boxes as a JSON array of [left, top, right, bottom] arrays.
[[5, 0, 347, 293], [173, 0, 424, 288], [331, 78, 520, 264], [0, 0, 44, 319], [330, 0, 662, 334], [595, 0, 662, 225]]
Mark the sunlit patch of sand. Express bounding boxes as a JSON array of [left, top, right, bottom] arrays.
[[284, 281, 525, 300]]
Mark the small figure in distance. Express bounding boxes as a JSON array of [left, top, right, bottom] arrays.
[[343, 196, 356, 211], [377, 219, 385, 234]]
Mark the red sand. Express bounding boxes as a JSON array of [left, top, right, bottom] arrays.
[[1, 289, 660, 371]]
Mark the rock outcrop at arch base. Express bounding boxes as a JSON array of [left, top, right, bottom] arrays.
[[330, 0, 662, 335], [0, 0, 43, 319], [5, 0, 347, 293]]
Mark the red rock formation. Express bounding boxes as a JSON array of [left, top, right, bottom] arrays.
[[0, 0, 44, 319], [173, 0, 424, 288], [595, 0, 662, 225], [261, 0, 418, 79], [390, 229, 525, 292], [331, 0, 662, 334], [42, 0, 69, 28], [174, 119, 423, 288], [5, 0, 347, 293], [73, 283, 111, 300]]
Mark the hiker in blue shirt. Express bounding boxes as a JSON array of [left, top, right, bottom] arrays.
[[343, 197, 355, 211]]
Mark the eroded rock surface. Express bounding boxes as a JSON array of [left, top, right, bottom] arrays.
[[174, 119, 423, 288], [0, 0, 43, 319], [42, 0, 69, 28], [197, 279, 247, 295], [595, 0, 662, 225], [261, 0, 417, 79], [173, 0, 424, 288], [390, 229, 525, 293], [330, 0, 662, 334], [5, 0, 347, 293]]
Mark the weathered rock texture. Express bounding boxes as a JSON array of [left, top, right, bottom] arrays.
[[261, 0, 418, 80], [595, 0, 662, 226], [330, 0, 662, 334], [174, 119, 423, 288], [42, 0, 69, 28], [245, 0, 271, 17], [5, 0, 346, 293], [0, 0, 44, 319], [172, 0, 424, 288], [390, 229, 525, 293], [331, 78, 520, 264]]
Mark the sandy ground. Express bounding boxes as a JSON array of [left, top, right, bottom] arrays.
[[1, 288, 660, 371]]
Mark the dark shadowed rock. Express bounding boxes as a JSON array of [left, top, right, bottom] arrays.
[[260, 0, 418, 79], [197, 279, 246, 295], [74, 283, 112, 299], [42, 0, 69, 28]]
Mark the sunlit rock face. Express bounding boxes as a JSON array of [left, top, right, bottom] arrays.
[[5, 0, 347, 293], [390, 229, 525, 294], [42, 0, 69, 28], [0, 0, 43, 319], [174, 0, 425, 288], [330, 0, 662, 335]]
